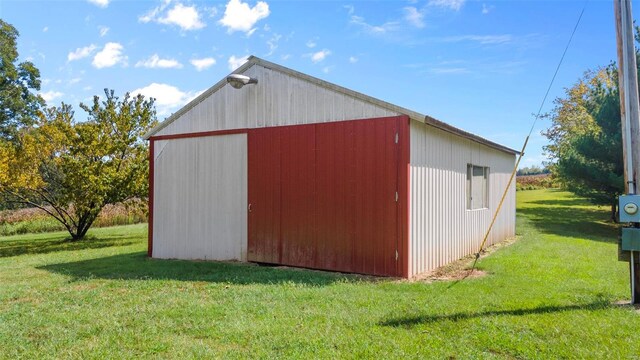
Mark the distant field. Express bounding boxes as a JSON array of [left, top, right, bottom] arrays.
[[0, 189, 638, 358], [0, 202, 147, 236], [516, 173, 555, 191]]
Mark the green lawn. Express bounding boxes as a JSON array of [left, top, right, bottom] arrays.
[[1, 189, 638, 359]]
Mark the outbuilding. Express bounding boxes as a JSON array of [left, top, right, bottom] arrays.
[[143, 56, 516, 278]]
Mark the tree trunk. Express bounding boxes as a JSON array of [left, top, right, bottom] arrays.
[[67, 213, 97, 241]]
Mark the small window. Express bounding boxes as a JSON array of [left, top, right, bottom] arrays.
[[467, 164, 489, 210]]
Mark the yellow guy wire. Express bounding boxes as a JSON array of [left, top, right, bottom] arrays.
[[470, 136, 528, 272], [469, 2, 587, 273]]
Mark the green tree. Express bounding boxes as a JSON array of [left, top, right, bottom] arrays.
[[0, 19, 45, 139], [543, 66, 624, 220], [0, 89, 157, 240]]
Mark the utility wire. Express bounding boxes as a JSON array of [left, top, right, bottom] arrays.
[[468, 1, 588, 275]]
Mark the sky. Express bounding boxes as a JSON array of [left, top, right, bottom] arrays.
[[0, 0, 633, 168]]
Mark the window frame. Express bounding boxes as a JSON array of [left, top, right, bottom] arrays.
[[466, 164, 489, 210]]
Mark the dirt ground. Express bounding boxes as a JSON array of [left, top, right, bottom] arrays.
[[409, 235, 519, 283]]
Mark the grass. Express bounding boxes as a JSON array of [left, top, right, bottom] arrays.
[[0, 189, 639, 358]]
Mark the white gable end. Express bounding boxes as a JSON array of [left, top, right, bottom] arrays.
[[153, 63, 400, 137]]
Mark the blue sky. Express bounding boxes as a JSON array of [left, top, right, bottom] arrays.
[[0, 0, 631, 168]]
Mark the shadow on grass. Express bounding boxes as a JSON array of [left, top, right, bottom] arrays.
[[38, 251, 358, 286], [527, 198, 596, 207], [0, 233, 138, 258], [518, 205, 617, 243], [380, 300, 611, 328]]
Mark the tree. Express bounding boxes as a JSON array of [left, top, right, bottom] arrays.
[[0, 19, 45, 140], [516, 166, 550, 176], [543, 65, 625, 220], [0, 89, 157, 240]]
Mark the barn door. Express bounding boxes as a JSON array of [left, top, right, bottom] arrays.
[[248, 116, 402, 276]]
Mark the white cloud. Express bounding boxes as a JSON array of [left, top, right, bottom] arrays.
[[92, 42, 127, 68], [87, 0, 109, 8], [130, 83, 201, 116], [281, 54, 291, 61], [442, 34, 512, 45], [481, 3, 492, 14], [350, 15, 399, 35], [140, 1, 205, 31], [98, 26, 110, 37], [322, 66, 333, 74], [135, 54, 183, 69], [40, 91, 64, 102], [190, 57, 216, 71], [349, 56, 358, 63], [219, 0, 270, 34], [159, 3, 205, 30], [266, 33, 282, 56], [428, 0, 465, 11], [68, 78, 82, 85], [343, 5, 354, 15], [139, 0, 170, 23], [429, 67, 469, 74], [228, 55, 249, 70], [205, 6, 218, 18], [403, 7, 425, 28], [306, 40, 316, 48], [68, 44, 97, 62], [310, 49, 331, 63], [42, 26, 48, 32]]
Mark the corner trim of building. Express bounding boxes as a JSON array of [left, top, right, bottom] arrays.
[[148, 139, 154, 257], [400, 115, 411, 278]]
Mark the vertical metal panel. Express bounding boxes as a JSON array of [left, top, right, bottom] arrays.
[[152, 134, 248, 261], [279, 125, 317, 267], [408, 120, 516, 277], [247, 129, 281, 264], [248, 116, 402, 276], [154, 65, 400, 137]]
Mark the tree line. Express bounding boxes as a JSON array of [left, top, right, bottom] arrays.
[[1, 17, 635, 239], [541, 32, 640, 220], [0, 20, 157, 240]]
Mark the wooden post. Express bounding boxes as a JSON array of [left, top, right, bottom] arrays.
[[615, 0, 631, 195], [614, 0, 640, 304]]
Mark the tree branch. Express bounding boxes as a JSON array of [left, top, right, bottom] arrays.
[[2, 189, 70, 229]]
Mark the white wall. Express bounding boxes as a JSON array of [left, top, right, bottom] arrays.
[[154, 64, 399, 137], [409, 120, 516, 277], [152, 134, 248, 261]]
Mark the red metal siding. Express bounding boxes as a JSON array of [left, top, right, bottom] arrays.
[[247, 129, 281, 264], [248, 115, 407, 277]]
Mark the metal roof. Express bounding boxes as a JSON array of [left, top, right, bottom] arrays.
[[143, 55, 518, 155]]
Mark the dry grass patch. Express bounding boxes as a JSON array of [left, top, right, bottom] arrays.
[[411, 235, 519, 283]]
